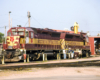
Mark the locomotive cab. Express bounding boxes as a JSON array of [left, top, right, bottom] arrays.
[[7, 27, 26, 49], [2, 27, 33, 60]]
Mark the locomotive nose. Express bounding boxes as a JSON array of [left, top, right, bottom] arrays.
[[7, 36, 20, 49]]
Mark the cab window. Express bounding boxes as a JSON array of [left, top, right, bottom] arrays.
[[31, 32, 33, 38], [8, 32, 11, 36], [12, 32, 17, 35], [18, 32, 24, 35], [25, 31, 29, 37]]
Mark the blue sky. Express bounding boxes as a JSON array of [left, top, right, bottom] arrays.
[[0, 0, 100, 35]]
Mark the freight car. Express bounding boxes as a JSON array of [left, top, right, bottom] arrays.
[[2, 25, 90, 61]]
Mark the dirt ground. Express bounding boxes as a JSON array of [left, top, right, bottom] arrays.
[[0, 66, 100, 80]]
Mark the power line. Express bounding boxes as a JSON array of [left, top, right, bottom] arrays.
[[0, 26, 8, 28], [0, 14, 8, 17], [31, 17, 44, 28], [24, 20, 28, 27], [11, 14, 26, 18]]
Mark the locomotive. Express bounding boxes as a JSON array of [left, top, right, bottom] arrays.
[[2, 24, 90, 61]]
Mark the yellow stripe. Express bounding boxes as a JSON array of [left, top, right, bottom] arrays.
[[32, 38, 60, 45], [20, 38, 25, 44], [65, 41, 83, 46], [30, 38, 84, 46], [7, 36, 85, 47]]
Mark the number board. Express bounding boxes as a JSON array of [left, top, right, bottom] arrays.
[[11, 29, 16, 31], [18, 29, 24, 31]]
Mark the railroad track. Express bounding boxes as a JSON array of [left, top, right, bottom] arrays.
[[0, 56, 100, 70]]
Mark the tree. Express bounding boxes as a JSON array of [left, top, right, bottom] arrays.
[[0, 32, 4, 43]]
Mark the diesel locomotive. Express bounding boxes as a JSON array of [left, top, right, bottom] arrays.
[[2, 24, 90, 61]]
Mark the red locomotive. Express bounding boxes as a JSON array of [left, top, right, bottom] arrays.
[[2, 23, 91, 61]]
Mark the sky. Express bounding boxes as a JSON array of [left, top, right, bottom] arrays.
[[0, 0, 100, 35]]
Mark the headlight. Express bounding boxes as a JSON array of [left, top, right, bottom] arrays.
[[20, 49, 23, 52]]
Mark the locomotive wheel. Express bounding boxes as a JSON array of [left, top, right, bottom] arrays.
[[53, 52, 57, 58], [29, 55, 33, 61], [33, 52, 40, 60], [36, 53, 40, 60], [61, 54, 64, 59]]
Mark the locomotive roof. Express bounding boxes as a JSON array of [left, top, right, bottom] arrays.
[[27, 27, 83, 37], [27, 27, 61, 33], [9, 27, 86, 37], [26, 27, 85, 36], [66, 32, 80, 36], [25, 27, 33, 31]]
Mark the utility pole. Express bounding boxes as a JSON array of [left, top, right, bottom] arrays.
[[11, 18, 12, 28], [27, 11, 31, 27], [5, 26, 6, 44], [9, 11, 11, 29]]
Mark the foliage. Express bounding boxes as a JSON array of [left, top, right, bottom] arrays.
[[0, 32, 4, 43]]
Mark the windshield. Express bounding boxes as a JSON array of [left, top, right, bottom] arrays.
[[12, 32, 17, 35], [18, 32, 24, 35], [8, 32, 11, 36], [12, 31, 24, 36], [11, 28, 25, 36]]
